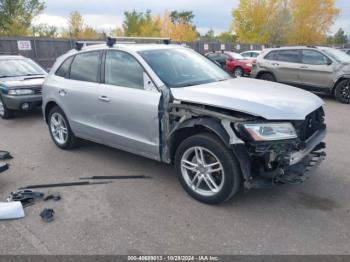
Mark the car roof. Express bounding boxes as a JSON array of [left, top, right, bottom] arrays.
[[264, 46, 334, 52], [0, 55, 26, 60]]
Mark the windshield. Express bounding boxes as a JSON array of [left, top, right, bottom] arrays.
[[321, 48, 350, 63], [0, 59, 46, 78], [228, 52, 245, 60], [139, 48, 231, 88]]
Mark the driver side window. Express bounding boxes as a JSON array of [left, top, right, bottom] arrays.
[[302, 50, 329, 65], [105, 51, 144, 89]]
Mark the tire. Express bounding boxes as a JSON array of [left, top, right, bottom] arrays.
[[0, 96, 14, 119], [48, 106, 78, 149], [175, 133, 242, 204], [233, 67, 244, 77], [334, 79, 350, 104], [259, 72, 276, 82]]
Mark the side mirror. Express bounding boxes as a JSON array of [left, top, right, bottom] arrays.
[[327, 60, 332, 66]]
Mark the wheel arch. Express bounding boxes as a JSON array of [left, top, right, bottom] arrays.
[[256, 70, 277, 81], [168, 117, 230, 164], [332, 77, 350, 95]]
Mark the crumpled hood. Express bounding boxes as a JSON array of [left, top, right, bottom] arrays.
[[0, 76, 45, 89], [170, 78, 324, 120]]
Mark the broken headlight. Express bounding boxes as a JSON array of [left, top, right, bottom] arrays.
[[241, 122, 297, 141]]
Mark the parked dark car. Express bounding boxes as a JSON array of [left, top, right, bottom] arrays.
[[0, 55, 46, 119], [205, 51, 252, 77]]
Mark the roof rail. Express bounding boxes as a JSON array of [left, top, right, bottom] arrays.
[[74, 36, 171, 51]]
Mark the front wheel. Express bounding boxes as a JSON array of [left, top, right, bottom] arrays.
[[0, 96, 14, 119], [335, 79, 350, 104], [233, 67, 244, 77], [175, 133, 242, 204], [259, 72, 276, 82], [48, 106, 78, 149]]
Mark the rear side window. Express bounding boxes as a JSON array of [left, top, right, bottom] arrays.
[[55, 56, 74, 78], [264, 51, 279, 61], [277, 50, 300, 63], [104, 51, 144, 89], [302, 50, 328, 65], [70, 51, 101, 83]]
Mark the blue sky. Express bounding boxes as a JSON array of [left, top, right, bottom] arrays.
[[34, 0, 350, 36]]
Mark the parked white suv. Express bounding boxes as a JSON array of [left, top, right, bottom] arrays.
[[42, 39, 327, 204]]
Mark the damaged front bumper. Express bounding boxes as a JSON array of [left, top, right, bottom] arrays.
[[236, 127, 327, 189]]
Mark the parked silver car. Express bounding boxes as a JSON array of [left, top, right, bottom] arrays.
[[42, 41, 327, 204], [251, 46, 350, 103], [0, 55, 46, 119]]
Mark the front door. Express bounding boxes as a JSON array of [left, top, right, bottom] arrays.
[[298, 50, 334, 90], [97, 50, 161, 160]]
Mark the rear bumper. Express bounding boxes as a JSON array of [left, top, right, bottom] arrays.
[[2, 94, 42, 111]]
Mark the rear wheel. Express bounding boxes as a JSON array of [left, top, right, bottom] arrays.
[[48, 106, 78, 149], [335, 79, 350, 104], [259, 72, 276, 82], [233, 67, 244, 77], [175, 133, 242, 204], [0, 96, 14, 119]]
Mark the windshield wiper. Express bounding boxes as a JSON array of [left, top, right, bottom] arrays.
[[0, 75, 17, 78]]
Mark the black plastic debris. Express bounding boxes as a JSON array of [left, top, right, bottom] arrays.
[[0, 163, 9, 173], [40, 208, 55, 222], [0, 151, 12, 160], [8, 190, 44, 208], [19, 181, 113, 190], [43, 192, 61, 202]]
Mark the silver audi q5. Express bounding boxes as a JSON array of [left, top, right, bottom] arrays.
[[42, 40, 327, 204]]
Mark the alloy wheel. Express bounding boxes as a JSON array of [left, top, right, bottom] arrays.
[[50, 112, 68, 145], [340, 82, 350, 102], [180, 146, 225, 197]]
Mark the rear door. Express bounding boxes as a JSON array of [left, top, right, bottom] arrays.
[[272, 49, 302, 84], [97, 50, 161, 160], [299, 50, 333, 89]]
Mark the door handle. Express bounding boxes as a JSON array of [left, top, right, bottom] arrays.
[[58, 89, 67, 96], [271, 63, 279, 66], [98, 95, 110, 102], [300, 66, 309, 69]]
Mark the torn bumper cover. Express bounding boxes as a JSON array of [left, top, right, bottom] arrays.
[[234, 127, 327, 189]]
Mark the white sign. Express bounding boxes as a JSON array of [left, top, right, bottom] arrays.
[[17, 40, 32, 51], [250, 45, 254, 50], [204, 44, 209, 51], [220, 44, 225, 50], [236, 44, 241, 50]]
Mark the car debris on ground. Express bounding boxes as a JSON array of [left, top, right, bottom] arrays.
[[0, 150, 12, 160], [7, 189, 44, 208], [0, 201, 25, 220], [40, 208, 55, 222], [79, 175, 151, 180], [0, 163, 9, 173]]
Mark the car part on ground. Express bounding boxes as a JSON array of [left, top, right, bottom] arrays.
[[40, 208, 55, 222], [79, 175, 151, 180], [7, 190, 44, 208], [0, 150, 12, 160], [43, 192, 61, 202], [0, 201, 25, 220], [251, 46, 350, 104], [0, 163, 9, 173], [19, 181, 113, 190], [42, 40, 327, 204]]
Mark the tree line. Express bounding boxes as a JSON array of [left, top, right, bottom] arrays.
[[0, 0, 348, 45]]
